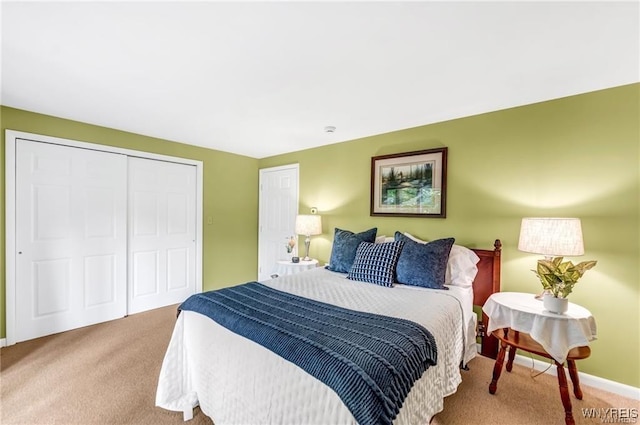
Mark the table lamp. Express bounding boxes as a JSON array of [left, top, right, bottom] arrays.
[[295, 214, 322, 261]]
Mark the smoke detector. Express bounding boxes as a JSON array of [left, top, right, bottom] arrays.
[[324, 126, 336, 133]]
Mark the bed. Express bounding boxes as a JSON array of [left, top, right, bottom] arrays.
[[156, 233, 501, 424]]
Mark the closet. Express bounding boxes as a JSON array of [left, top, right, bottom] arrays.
[[5, 131, 202, 344]]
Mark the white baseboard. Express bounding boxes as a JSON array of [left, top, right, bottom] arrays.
[[512, 353, 640, 401], [0, 338, 6, 347]]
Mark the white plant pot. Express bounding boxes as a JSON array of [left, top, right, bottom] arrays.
[[543, 294, 569, 314]]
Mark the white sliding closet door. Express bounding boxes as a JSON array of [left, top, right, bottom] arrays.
[[128, 157, 197, 314], [15, 140, 128, 343]]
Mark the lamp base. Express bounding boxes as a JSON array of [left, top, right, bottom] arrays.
[[534, 289, 551, 300], [303, 237, 311, 262]]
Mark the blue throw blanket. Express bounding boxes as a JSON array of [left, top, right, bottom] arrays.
[[179, 282, 437, 425]]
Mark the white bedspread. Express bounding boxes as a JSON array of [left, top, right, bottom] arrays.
[[156, 267, 476, 424]]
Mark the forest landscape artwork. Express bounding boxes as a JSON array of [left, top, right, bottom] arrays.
[[380, 162, 434, 207], [371, 148, 447, 218]]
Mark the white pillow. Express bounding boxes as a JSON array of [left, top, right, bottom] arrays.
[[402, 232, 427, 244], [375, 235, 396, 243], [402, 232, 480, 288], [446, 245, 480, 288]]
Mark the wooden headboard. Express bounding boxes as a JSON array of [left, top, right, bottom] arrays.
[[470, 239, 502, 358]]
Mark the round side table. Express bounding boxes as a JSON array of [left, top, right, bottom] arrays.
[[275, 259, 319, 276]]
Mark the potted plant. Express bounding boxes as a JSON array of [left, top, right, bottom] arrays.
[[533, 257, 597, 314], [285, 236, 296, 261]]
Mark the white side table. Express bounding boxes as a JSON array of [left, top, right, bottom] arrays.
[[275, 259, 318, 276], [483, 292, 597, 364], [483, 292, 597, 425]]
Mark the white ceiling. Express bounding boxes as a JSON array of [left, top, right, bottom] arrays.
[[1, 1, 638, 159]]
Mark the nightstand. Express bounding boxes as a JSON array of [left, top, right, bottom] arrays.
[[483, 292, 597, 425], [275, 259, 319, 276]]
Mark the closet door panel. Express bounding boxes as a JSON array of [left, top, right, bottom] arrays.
[[15, 140, 127, 342], [128, 157, 196, 314]]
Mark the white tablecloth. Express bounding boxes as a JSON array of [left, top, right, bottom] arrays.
[[483, 292, 597, 363], [275, 259, 318, 276]]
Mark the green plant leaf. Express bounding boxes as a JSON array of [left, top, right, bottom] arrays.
[[557, 260, 571, 274], [574, 260, 598, 274]]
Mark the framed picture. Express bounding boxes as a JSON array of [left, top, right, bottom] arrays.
[[370, 147, 447, 218]]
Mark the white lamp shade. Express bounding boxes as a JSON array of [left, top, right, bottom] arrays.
[[518, 217, 584, 256], [295, 215, 322, 236]]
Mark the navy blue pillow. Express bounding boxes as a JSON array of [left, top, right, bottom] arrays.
[[394, 232, 455, 289], [326, 227, 378, 273], [347, 241, 404, 287]]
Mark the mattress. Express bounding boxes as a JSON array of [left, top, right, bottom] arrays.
[[156, 267, 476, 424]]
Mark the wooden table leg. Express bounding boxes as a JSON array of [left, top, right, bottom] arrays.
[[556, 362, 575, 425], [489, 340, 508, 394], [506, 345, 517, 372], [567, 360, 583, 400]]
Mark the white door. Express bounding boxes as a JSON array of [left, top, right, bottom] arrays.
[[15, 140, 128, 342], [258, 164, 299, 281], [128, 157, 197, 314]]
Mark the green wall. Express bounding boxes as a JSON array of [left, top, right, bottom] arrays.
[[259, 84, 640, 388], [0, 106, 260, 338]]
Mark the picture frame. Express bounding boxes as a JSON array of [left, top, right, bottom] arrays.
[[370, 147, 447, 218]]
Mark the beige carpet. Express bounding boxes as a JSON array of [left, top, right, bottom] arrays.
[[1, 304, 211, 425], [1, 304, 637, 425], [432, 356, 639, 425]]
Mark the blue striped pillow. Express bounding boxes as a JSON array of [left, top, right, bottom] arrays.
[[347, 241, 404, 287]]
